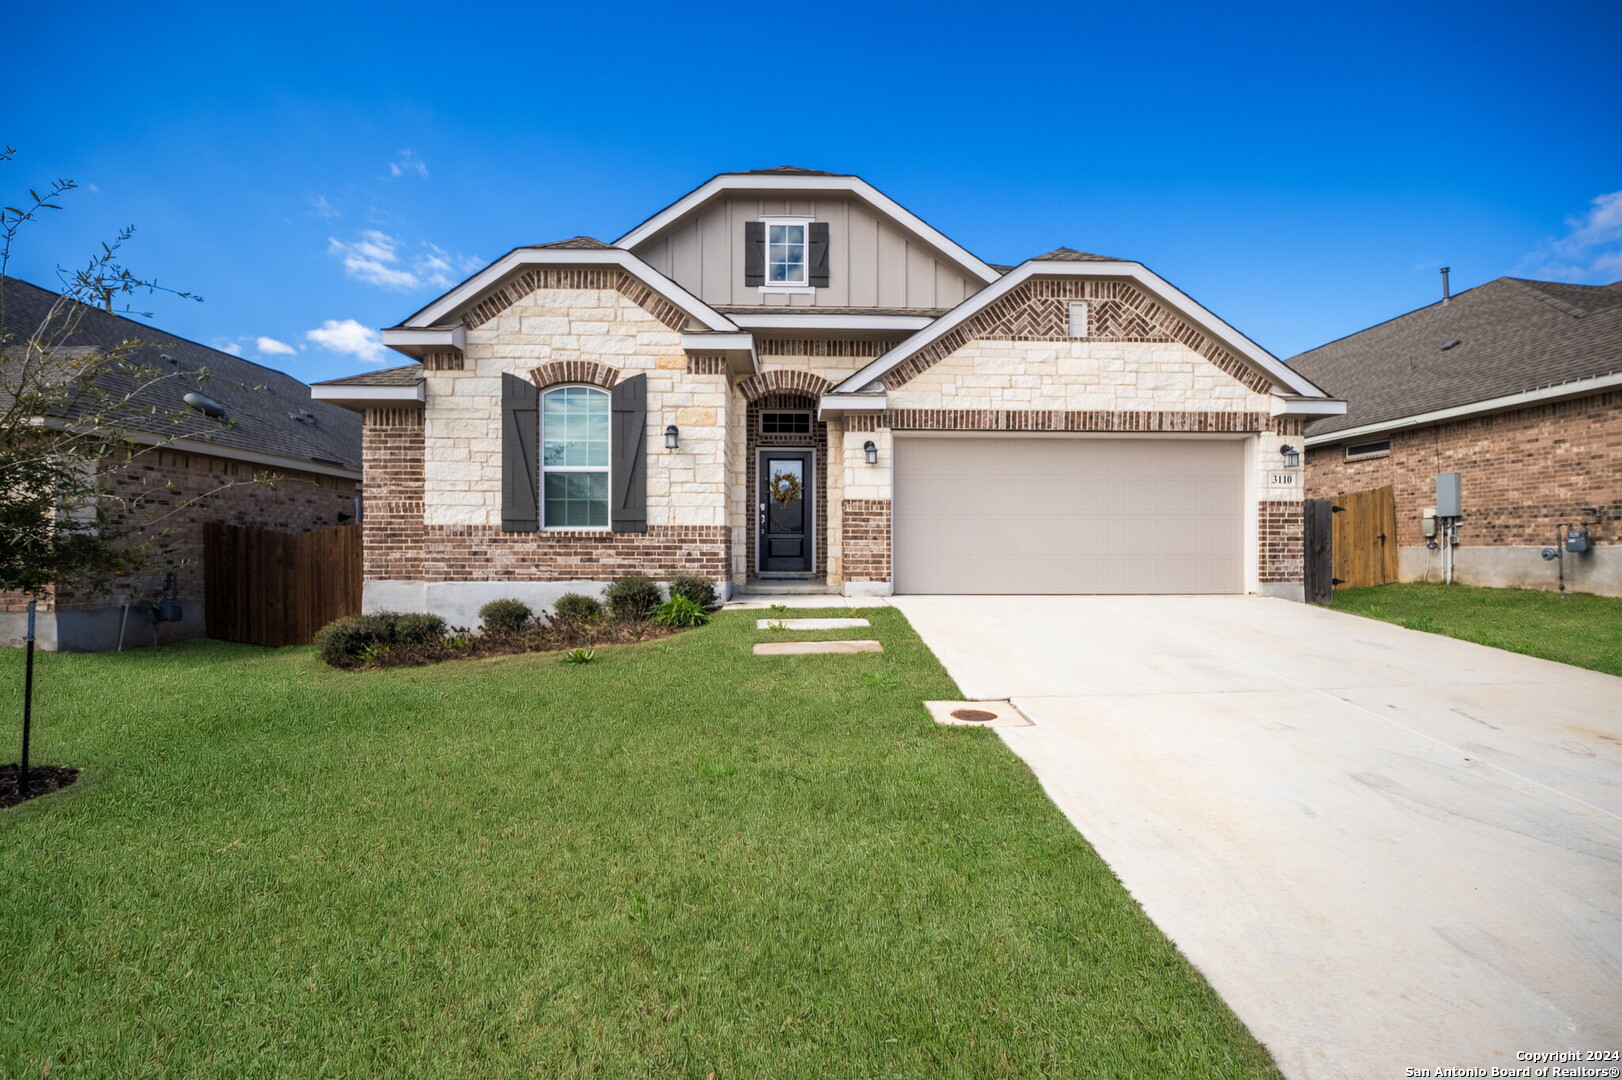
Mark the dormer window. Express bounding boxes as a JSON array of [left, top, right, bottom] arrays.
[[767, 221, 808, 285]]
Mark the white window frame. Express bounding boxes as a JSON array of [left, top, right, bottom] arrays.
[[1344, 439, 1391, 461], [1068, 301, 1089, 338], [540, 384, 611, 531], [760, 216, 813, 291]]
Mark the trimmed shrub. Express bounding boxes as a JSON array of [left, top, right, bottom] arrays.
[[315, 610, 445, 667], [552, 592, 604, 622], [666, 572, 718, 610], [604, 573, 661, 621], [650, 594, 710, 628], [479, 598, 532, 635]]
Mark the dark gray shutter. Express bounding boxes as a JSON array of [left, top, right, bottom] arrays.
[[501, 373, 539, 531], [808, 222, 830, 287], [610, 374, 647, 533], [744, 221, 765, 287]]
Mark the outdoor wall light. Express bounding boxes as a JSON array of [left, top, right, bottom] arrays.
[[1280, 444, 1301, 468], [864, 440, 878, 465], [664, 425, 680, 450]]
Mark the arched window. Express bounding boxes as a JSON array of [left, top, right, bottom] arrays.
[[541, 385, 609, 528]]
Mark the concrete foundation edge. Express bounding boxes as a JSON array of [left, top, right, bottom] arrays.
[[0, 601, 206, 652], [1259, 582, 1306, 602], [1396, 545, 1621, 598]]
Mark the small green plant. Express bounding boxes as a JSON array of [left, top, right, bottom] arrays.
[[392, 612, 448, 644], [765, 620, 788, 631], [605, 573, 662, 621], [314, 611, 445, 668], [560, 647, 598, 665], [666, 572, 718, 610], [552, 593, 604, 622], [651, 594, 711, 628], [769, 603, 789, 614], [479, 598, 532, 634], [357, 641, 393, 666]]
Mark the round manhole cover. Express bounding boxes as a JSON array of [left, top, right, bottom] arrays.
[[951, 709, 998, 723]]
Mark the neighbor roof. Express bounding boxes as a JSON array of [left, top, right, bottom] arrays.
[[1288, 276, 1622, 438], [1, 276, 362, 474]]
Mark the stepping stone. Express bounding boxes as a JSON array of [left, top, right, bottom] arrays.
[[922, 700, 1032, 728], [755, 617, 871, 630], [753, 640, 884, 655]]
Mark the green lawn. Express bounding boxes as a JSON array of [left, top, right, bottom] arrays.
[[0, 608, 1279, 1079], [1333, 582, 1622, 676]]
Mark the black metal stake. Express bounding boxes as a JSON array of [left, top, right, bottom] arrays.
[[20, 600, 35, 800]]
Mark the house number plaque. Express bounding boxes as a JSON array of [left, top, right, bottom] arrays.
[[1269, 472, 1297, 487]]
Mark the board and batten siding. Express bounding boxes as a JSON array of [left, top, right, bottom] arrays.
[[631, 197, 982, 309]]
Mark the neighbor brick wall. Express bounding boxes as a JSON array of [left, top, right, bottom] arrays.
[[363, 407, 426, 581], [1305, 390, 1622, 548], [2, 445, 358, 614], [841, 499, 891, 583], [1259, 501, 1305, 583]]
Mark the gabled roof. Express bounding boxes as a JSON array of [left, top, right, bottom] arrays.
[[1288, 276, 1622, 438], [533, 236, 615, 249], [319, 364, 424, 387], [830, 258, 1333, 400], [1, 275, 361, 475], [613, 169, 1001, 285], [1029, 247, 1120, 262]]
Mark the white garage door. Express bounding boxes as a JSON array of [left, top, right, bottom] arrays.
[[893, 436, 1246, 594]]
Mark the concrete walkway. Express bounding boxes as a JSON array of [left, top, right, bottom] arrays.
[[891, 594, 1622, 1080]]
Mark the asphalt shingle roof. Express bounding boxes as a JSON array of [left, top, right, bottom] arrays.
[[532, 236, 616, 249], [317, 364, 424, 387], [2, 275, 362, 472], [1028, 247, 1121, 263], [1287, 276, 1622, 437]]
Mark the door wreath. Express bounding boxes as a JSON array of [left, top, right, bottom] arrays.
[[766, 471, 803, 506]]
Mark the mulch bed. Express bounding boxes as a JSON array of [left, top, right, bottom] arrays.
[[1, 764, 79, 809], [344, 618, 680, 671]]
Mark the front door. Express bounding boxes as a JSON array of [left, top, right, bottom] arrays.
[[758, 451, 814, 573]]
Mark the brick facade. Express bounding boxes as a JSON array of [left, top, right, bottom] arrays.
[[1305, 391, 1621, 549], [419, 525, 728, 581], [363, 407, 426, 581], [840, 499, 891, 583], [1259, 501, 1305, 584]]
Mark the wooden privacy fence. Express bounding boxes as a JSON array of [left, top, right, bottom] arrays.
[[204, 523, 362, 646], [1330, 485, 1399, 590]]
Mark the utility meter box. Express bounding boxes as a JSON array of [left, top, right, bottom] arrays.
[[1566, 527, 1590, 554], [1421, 507, 1437, 538], [1436, 473, 1463, 518]]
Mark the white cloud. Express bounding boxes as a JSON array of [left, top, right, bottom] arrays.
[[326, 229, 482, 291], [388, 149, 428, 179], [1523, 190, 1622, 282], [306, 319, 387, 364], [221, 342, 243, 356], [307, 194, 341, 218], [256, 336, 296, 356]]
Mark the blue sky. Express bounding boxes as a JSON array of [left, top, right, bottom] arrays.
[[7, 0, 1620, 384]]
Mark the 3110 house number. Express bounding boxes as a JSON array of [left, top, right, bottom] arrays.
[[1269, 472, 1297, 487]]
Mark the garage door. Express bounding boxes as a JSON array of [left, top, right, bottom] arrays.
[[893, 436, 1246, 594]]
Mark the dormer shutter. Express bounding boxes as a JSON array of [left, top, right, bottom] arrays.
[[808, 222, 830, 287], [744, 221, 765, 287]]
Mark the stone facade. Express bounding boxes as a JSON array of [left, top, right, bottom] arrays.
[[1305, 390, 1621, 595]]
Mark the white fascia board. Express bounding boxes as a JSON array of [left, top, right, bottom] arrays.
[[831, 261, 1329, 399], [614, 174, 1000, 284], [1271, 397, 1347, 417], [403, 248, 737, 332], [310, 383, 425, 405], [381, 326, 466, 350], [817, 394, 887, 415], [729, 312, 934, 331], [1303, 371, 1622, 447], [680, 331, 753, 351]]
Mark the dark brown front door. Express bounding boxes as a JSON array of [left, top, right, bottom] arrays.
[[758, 451, 814, 573]]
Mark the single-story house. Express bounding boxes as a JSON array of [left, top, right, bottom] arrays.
[[311, 166, 1342, 620], [1, 276, 363, 650], [1292, 275, 1621, 596]]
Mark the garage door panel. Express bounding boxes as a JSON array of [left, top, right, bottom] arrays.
[[894, 436, 1246, 594]]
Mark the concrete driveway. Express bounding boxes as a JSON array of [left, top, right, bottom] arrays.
[[891, 595, 1622, 1080]]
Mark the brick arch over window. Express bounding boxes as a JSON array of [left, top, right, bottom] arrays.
[[528, 361, 620, 390], [737, 370, 833, 403]]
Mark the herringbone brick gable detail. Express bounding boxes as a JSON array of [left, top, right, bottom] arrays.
[[881, 278, 1275, 395], [736, 369, 834, 402], [528, 361, 620, 389], [870, 409, 1272, 432], [422, 350, 463, 371], [461, 268, 690, 331], [756, 339, 885, 357]]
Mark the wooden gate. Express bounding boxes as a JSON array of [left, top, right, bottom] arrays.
[[1330, 486, 1398, 590], [1303, 499, 1334, 604], [204, 523, 362, 646]]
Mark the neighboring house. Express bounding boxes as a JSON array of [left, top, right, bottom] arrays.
[[311, 166, 1341, 620], [0, 276, 363, 650], [1292, 276, 1622, 596]]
